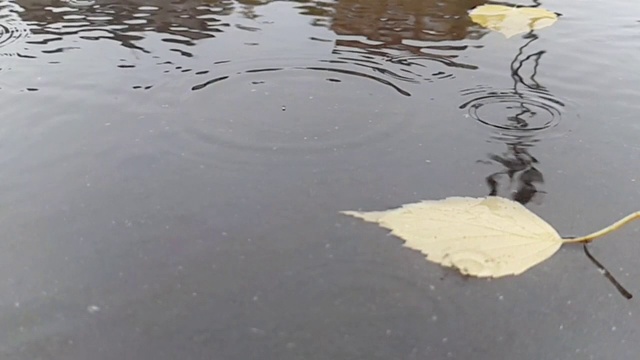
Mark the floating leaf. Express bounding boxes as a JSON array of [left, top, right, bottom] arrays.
[[469, 5, 558, 38], [342, 196, 640, 279]]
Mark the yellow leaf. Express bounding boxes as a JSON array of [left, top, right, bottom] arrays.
[[342, 196, 639, 278], [469, 5, 558, 38], [342, 197, 562, 277]]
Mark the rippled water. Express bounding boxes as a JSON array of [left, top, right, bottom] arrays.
[[0, 1, 29, 54], [1, 0, 639, 359]]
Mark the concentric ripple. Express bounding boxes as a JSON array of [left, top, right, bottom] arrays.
[[0, 2, 30, 51], [164, 57, 417, 168], [459, 86, 565, 135]]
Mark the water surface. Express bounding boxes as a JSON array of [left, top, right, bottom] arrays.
[[1, 0, 639, 359]]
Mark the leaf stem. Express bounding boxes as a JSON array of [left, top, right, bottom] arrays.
[[582, 244, 632, 299], [562, 212, 640, 244]]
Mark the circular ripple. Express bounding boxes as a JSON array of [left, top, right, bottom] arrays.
[[161, 58, 416, 167], [0, 13, 30, 50], [459, 86, 564, 134]]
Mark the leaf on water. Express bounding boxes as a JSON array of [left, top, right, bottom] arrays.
[[468, 5, 558, 38], [341, 196, 563, 278], [343, 197, 640, 298]]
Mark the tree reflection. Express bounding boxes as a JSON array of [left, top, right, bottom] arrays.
[[17, 0, 236, 52], [482, 13, 561, 204], [16, 0, 489, 58], [330, 0, 488, 43], [485, 140, 544, 205]]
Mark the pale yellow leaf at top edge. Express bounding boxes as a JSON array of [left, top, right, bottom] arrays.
[[341, 196, 563, 278], [468, 4, 558, 38]]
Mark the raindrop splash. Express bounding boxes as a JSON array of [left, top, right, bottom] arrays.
[[460, 85, 564, 136]]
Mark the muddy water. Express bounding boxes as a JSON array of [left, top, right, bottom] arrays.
[[0, 0, 639, 359]]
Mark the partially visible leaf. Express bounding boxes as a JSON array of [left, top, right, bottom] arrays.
[[469, 5, 558, 38], [342, 196, 562, 278]]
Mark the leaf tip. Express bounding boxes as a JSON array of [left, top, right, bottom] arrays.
[[340, 210, 383, 222]]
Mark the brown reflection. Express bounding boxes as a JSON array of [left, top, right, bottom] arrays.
[[13, 0, 493, 93], [16, 0, 488, 57], [331, 0, 487, 43], [328, 0, 488, 71], [17, 0, 236, 52]]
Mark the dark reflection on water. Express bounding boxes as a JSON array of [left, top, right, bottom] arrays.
[[461, 33, 565, 204], [483, 141, 545, 205], [460, 34, 565, 138]]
